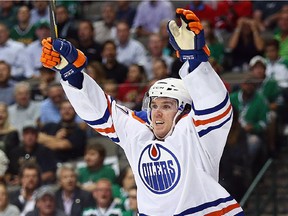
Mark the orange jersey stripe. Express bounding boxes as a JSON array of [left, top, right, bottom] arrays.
[[95, 125, 116, 134], [205, 203, 241, 216], [193, 104, 232, 127]]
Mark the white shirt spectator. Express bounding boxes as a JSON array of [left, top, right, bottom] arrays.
[[0, 39, 33, 79]]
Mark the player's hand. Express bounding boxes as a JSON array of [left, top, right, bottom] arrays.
[[167, 8, 210, 70], [41, 37, 87, 81]]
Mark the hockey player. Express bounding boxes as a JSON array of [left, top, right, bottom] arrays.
[[41, 8, 244, 216]]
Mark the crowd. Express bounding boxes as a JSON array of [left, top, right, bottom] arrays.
[[0, 0, 288, 215]]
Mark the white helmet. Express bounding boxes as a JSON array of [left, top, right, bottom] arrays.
[[143, 78, 192, 139]]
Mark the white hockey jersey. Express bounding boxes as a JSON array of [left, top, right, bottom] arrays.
[[61, 62, 244, 216]]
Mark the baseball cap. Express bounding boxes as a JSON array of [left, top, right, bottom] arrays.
[[249, 55, 266, 68], [35, 185, 55, 200], [22, 125, 38, 134], [35, 20, 50, 29]]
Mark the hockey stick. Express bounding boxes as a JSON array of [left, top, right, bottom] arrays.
[[49, 0, 58, 39]]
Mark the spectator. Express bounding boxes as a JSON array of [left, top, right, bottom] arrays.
[[214, 0, 253, 32], [253, 1, 285, 31], [0, 180, 20, 216], [249, 55, 282, 156], [39, 100, 87, 163], [0, 60, 15, 105], [116, 0, 136, 28], [7, 126, 57, 185], [26, 185, 66, 216], [202, 19, 225, 65], [274, 10, 288, 62], [0, 23, 33, 81], [30, 67, 57, 102], [227, 17, 265, 72], [55, 5, 77, 43], [8, 82, 40, 137], [118, 64, 148, 109], [29, 1, 49, 25], [116, 21, 148, 68], [151, 58, 169, 81], [25, 20, 51, 79], [184, 1, 216, 26], [265, 39, 288, 90], [144, 33, 173, 79], [122, 185, 137, 216], [93, 2, 117, 45], [10, 5, 36, 46], [115, 166, 135, 211], [132, 0, 174, 38], [0, 102, 19, 157], [82, 178, 123, 216], [9, 162, 41, 215], [0, 1, 18, 28], [230, 73, 269, 178], [55, 163, 94, 216], [158, 19, 174, 57], [85, 61, 106, 86], [102, 40, 128, 84], [78, 142, 116, 192], [39, 82, 65, 126], [102, 79, 119, 100], [77, 19, 102, 63]]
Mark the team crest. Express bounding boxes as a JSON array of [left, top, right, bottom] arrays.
[[138, 142, 181, 194]]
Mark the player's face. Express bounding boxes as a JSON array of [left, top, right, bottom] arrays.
[[151, 97, 178, 139]]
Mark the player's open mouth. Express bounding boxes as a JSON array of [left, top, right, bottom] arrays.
[[155, 121, 164, 125]]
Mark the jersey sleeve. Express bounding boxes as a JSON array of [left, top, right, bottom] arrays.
[[60, 72, 141, 145], [179, 61, 233, 163]]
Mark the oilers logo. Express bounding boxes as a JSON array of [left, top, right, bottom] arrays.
[[138, 142, 181, 194]]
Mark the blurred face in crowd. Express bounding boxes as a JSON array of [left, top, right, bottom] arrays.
[[152, 59, 168, 80], [102, 42, 117, 62], [21, 168, 39, 191], [17, 6, 30, 23], [15, 83, 31, 107], [148, 34, 163, 57], [0, 183, 8, 210], [103, 82, 118, 99], [0, 62, 10, 84], [101, 4, 115, 26], [250, 62, 266, 80], [0, 24, 9, 45], [84, 149, 103, 169], [36, 195, 56, 215], [278, 12, 288, 33], [36, 26, 51, 41], [33, 1, 48, 13], [22, 130, 38, 149], [116, 22, 130, 44], [48, 85, 64, 107], [56, 6, 69, 24], [265, 45, 278, 61], [151, 97, 178, 139], [93, 179, 113, 208], [60, 101, 76, 122], [59, 168, 77, 193], [127, 64, 142, 83], [78, 21, 94, 42]]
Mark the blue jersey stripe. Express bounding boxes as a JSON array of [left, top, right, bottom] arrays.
[[192, 93, 229, 116], [198, 112, 232, 137], [84, 107, 111, 125], [174, 196, 234, 216]]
